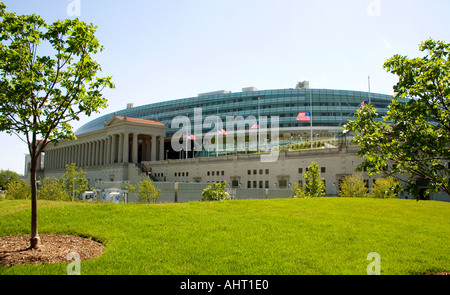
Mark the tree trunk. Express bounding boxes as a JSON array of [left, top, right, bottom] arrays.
[[29, 154, 40, 249]]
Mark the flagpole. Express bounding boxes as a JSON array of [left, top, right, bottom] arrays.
[[258, 97, 260, 154], [216, 107, 219, 157], [186, 113, 188, 160], [368, 75, 371, 105], [310, 88, 313, 150]]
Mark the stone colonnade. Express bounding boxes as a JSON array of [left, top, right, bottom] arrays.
[[45, 133, 165, 170]]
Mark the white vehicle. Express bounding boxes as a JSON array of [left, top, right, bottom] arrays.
[[101, 188, 126, 203], [80, 191, 96, 202]]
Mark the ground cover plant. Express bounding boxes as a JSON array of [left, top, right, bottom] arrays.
[[0, 198, 449, 275]]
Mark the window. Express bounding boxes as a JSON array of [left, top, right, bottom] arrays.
[[207, 171, 210, 176], [279, 179, 287, 189], [174, 172, 177, 177], [248, 170, 251, 175], [265, 181, 269, 188], [253, 181, 257, 188], [212, 171, 215, 176], [232, 180, 239, 188], [259, 181, 263, 188], [248, 181, 251, 188], [259, 169, 263, 175], [253, 170, 257, 175], [321, 167, 326, 173], [298, 168, 303, 174], [265, 169, 269, 175], [186, 172, 189, 177], [221, 171, 225, 176]]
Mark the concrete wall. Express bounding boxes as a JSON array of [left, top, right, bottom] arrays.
[[143, 146, 369, 196]]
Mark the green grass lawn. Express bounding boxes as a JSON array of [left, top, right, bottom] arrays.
[[0, 198, 449, 275]]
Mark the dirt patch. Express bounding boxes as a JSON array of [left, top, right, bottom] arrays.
[[0, 234, 104, 267]]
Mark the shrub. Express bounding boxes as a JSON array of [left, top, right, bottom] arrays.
[[38, 177, 70, 201], [201, 181, 230, 202], [372, 177, 401, 199], [303, 162, 325, 198], [291, 182, 307, 198], [136, 178, 161, 204], [0, 169, 20, 190], [5, 180, 30, 200], [61, 163, 89, 201], [339, 174, 368, 198]]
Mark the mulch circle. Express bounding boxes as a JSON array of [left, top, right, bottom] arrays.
[[0, 234, 104, 267]]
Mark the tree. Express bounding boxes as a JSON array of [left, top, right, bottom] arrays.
[[0, 169, 20, 190], [0, 2, 114, 248], [339, 174, 368, 198], [201, 181, 230, 202], [372, 177, 401, 199], [303, 162, 325, 198], [60, 163, 89, 201], [134, 177, 161, 204], [5, 179, 30, 200], [38, 177, 70, 201], [345, 39, 449, 199]]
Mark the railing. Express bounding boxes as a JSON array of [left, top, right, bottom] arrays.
[[136, 163, 160, 182]]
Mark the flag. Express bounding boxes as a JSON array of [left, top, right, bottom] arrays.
[[218, 128, 227, 135], [297, 112, 310, 122], [360, 101, 368, 108], [187, 133, 196, 140], [251, 122, 259, 129]]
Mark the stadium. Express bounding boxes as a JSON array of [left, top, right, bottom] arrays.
[[33, 82, 422, 202], [74, 82, 393, 159]]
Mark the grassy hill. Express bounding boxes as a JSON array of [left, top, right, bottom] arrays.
[[0, 198, 449, 275]]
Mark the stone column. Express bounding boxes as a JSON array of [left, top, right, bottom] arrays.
[[94, 141, 99, 166], [146, 138, 151, 162], [151, 135, 156, 161], [89, 141, 93, 167], [99, 140, 104, 166], [86, 142, 91, 167], [118, 133, 124, 164], [141, 138, 147, 162], [132, 133, 138, 163], [111, 135, 116, 164], [81, 144, 85, 167], [76, 144, 81, 167], [159, 136, 164, 161], [123, 132, 129, 163], [106, 136, 111, 165]]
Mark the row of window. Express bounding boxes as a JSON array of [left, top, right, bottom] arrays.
[[298, 167, 326, 174], [247, 169, 270, 175], [174, 172, 189, 177], [207, 170, 225, 176], [248, 180, 270, 189]]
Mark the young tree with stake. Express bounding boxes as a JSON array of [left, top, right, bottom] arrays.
[[0, 2, 114, 249]]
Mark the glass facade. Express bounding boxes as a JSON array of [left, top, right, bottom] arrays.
[[75, 88, 395, 158], [77, 88, 394, 136]]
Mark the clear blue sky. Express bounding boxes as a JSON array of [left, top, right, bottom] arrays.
[[1, 0, 450, 175]]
